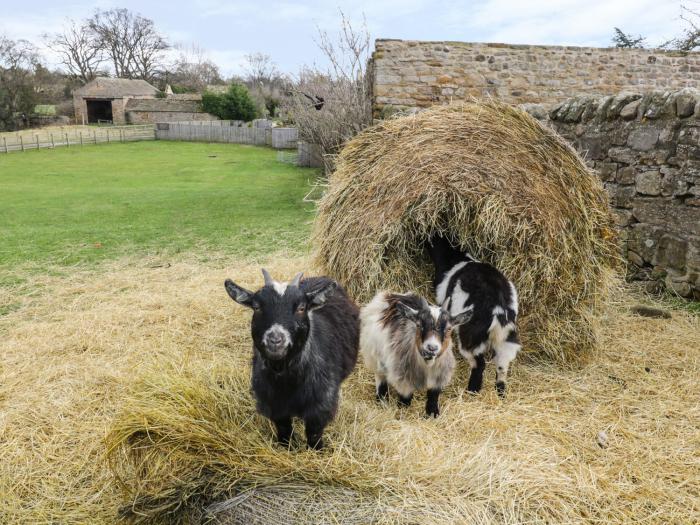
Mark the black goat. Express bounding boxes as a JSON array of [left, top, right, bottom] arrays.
[[427, 235, 521, 397], [225, 269, 359, 449]]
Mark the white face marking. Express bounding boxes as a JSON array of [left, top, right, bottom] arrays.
[[508, 281, 519, 315], [263, 323, 292, 348], [272, 281, 288, 296], [492, 305, 506, 316], [435, 261, 467, 304], [421, 333, 442, 366], [429, 305, 442, 323]]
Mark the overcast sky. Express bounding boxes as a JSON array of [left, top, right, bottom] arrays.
[[0, 0, 691, 77]]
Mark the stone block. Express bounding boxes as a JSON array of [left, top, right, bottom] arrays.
[[610, 184, 636, 208], [675, 92, 697, 118], [655, 235, 688, 270], [613, 209, 634, 227], [627, 126, 660, 151], [627, 250, 644, 266], [620, 99, 641, 120], [616, 166, 636, 184], [627, 223, 665, 262], [632, 198, 700, 236], [578, 134, 607, 160], [635, 170, 662, 195], [609, 147, 636, 164], [679, 126, 700, 145], [595, 161, 618, 182]]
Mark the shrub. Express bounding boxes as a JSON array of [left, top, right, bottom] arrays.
[[202, 84, 258, 121]]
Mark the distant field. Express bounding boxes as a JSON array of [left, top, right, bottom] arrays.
[[0, 141, 318, 272]]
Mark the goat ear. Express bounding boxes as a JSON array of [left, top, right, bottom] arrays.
[[306, 280, 337, 309], [225, 279, 254, 307], [450, 307, 473, 327], [396, 301, 419, 320]]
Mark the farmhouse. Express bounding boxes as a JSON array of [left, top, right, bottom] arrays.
[[73, 78, 216, 125]]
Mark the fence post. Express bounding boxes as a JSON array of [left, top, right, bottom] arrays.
[[120, 129, 124, 142], [35, 135, 39, 150], [94, 130, 97, 144], [51, 133, 55, 148], [80, 132, 83, 146], [20, 135, 24, 151], [65, 133, 70, 147], [3, 137, 7, 153]]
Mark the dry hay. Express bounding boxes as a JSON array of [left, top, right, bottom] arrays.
[[1, 254, 698, 524], [313, 100, 619, 360]]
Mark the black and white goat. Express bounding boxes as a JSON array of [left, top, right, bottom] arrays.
[[225, 269, 359, 449], [360, 292, 472, 417], [427, 235, 521, 397]]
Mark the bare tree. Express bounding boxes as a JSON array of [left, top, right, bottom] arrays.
[[283, 11, 372, 163], [662, 2, 700, 51], [0, 36, 40, 130], [167, 43, 223, 92], [88, 8, 169, 81], [44, 19, 103, 84], [614, 2, 700, 52], [243, 52, 279, 86]]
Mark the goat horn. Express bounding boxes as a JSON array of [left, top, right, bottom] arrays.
[[261, 268, 274, 286], [441, 296, 451, 312], [290, 272, 303, 287]]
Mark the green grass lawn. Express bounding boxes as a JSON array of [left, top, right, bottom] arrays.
[[0, 141, 318, 272]]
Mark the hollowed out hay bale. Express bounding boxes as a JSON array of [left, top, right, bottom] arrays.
[[313, 101, 620, 359]]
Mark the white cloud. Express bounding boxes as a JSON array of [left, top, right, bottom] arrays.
[[208, 48, 250, 76], [439, 0, 683, 47]]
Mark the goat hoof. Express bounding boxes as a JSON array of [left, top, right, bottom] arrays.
[[495, 381, 506, 398]]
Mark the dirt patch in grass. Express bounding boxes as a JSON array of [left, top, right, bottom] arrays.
[[0, 255, 698, 524]]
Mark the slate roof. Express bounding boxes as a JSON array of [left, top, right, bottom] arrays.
[[74, 77, 160, 97]]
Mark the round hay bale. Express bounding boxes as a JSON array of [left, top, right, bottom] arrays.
[[313, 101, 620, 359]]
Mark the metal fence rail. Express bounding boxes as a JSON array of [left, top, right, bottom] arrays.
[[0, 125, 155, 153]]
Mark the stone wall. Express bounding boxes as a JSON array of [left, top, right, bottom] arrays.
[[125, 110, 216, 124], [524, 90, 700, 299], [371, 39, 700, 118]]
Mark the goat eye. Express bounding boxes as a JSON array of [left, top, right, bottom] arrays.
[[296, 303, 306, 314], [252, 303, 262, 312]]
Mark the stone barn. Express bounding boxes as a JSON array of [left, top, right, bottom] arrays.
[[73, 78, 159, 125], [73, 78, 216, 124]]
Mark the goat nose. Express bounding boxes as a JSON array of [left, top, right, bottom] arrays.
[[426, 344, 439, 354], [268, 332, 283, 344]]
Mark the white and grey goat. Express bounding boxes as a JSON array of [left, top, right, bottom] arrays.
[[360, 292, 471, 417]]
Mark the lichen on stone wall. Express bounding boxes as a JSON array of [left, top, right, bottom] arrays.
[[526, 90, 700, 299]]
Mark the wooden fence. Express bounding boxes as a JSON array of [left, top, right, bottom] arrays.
[[155, 122, 298, 149], [0, 125, 155, 153]]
